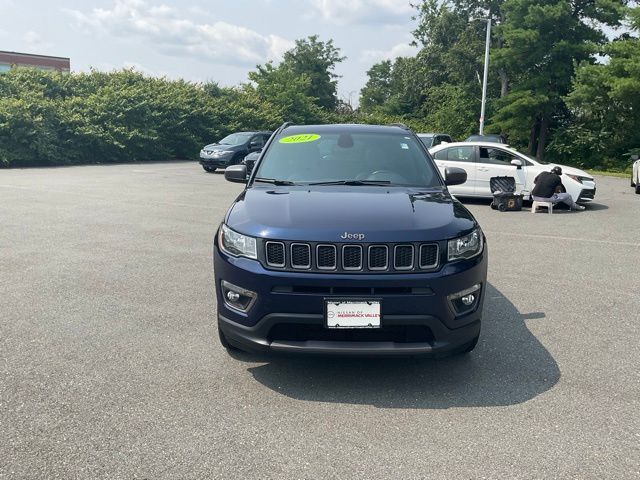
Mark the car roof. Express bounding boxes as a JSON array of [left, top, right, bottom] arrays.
[[280, 124, 411, 135], [234, 131, 272, 135], [417, 133, 450, 137], [430, 141, 512, 150]]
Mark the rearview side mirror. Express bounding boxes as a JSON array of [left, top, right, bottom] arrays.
[[445, 167, 467, 186], [224, 164, 248, 184], [511, 159, 523, 169]]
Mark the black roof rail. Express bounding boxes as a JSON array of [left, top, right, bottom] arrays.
[[388, 122, 409, 130], [280, 121, 294, 131]]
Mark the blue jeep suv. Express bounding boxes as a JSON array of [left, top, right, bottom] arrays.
[[214, 123, 487, 356]]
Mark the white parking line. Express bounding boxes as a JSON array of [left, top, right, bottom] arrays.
[[485, 231, 640, 248]]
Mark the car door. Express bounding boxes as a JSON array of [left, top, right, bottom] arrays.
[[476, 146, 526, 196], [432, 145, 477, 196], [248, 134, 265, 153]]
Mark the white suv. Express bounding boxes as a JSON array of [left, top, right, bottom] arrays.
[[631, 155, 640, 194], [430, 142, 597, 203]]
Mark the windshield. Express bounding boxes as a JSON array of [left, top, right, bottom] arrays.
[[254, 130, 442, 187], [418, 135, 434, 148], [218, 133, 251, 145]]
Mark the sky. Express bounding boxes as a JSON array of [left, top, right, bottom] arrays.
[[0, 0, 420, 105]]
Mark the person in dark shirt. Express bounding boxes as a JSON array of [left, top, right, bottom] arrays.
[[531, 166, 585, 211]]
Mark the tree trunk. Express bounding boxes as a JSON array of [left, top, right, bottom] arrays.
[[536, 116, 549, 160], [499, 69, 508, 97], [528, 119, 539, 155]]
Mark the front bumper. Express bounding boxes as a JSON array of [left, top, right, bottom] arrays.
[[213, 242, 488, 356], [577, 187, 596, 202], [200, 154, 233, 167]]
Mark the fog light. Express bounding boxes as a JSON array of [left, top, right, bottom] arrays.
[[461, 294, 475, 306], [221, 280, 256, 313], [448, 284, 481, 316]]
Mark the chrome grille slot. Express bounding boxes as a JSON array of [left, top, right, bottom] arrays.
[[394, 245, 414, 270], [316, 244, 337, 270], [419, 244, 439, 269], [290, 243, 311, 269], [265, 241, 285, 267], [342, 245, 363, 270], [368, 245, 388, 270]]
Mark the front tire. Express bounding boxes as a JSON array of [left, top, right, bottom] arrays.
[[635, 183, 640, 194], [202, 165, 216, 173]]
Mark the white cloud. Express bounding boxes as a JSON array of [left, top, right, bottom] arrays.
[[361, 42, 417, 63], [308, 0, 414, 26], [67, 0, 294, 67], [23, 30, 53, 52]]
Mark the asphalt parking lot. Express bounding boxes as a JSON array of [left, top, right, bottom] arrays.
[[1, 162, 639, 479]]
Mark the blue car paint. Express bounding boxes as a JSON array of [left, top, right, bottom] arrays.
[[213, 124, 488, 356]]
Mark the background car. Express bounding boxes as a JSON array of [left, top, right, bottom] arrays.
[[430, 141, 597, 203], [630, 155, 640, 194], [417, 133, 453, 148], [199, 131, 271, 172], [242, 150, 261, 176], [465, 134, 507, 144]]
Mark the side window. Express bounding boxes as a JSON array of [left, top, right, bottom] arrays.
[[446, 146, 475, 162], [433, 148, 448, 160], [262, 134, 271, 144], [250, 135, 264, 148], [479, 147, 516, 165]]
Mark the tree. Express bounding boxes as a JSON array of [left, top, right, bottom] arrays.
[[280, 35, 346, 110], [359, 60, 393, 111], [550, 7, 640, 169], [491, 0, 628, 159], [247, 61, 327, 124]]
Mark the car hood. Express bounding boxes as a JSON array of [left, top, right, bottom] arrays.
[[546, 163, 592, 178], [226, 186, 478, 242], [202, 143, 242, 152]]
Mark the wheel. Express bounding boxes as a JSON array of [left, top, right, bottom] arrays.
[[635, 183, 640, 194], [498, 203, 506, 212], [631, 176, 635, 187], [218, 327, 239, 352], [202, 165, 216, 173]]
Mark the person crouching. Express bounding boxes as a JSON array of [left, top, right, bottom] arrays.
[[531, 166, 585, 211]]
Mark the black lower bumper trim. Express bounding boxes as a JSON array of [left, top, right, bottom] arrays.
[[218, 313, 480, 357]]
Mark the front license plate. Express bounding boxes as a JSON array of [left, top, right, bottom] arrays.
[[325, 300, 381, 329]]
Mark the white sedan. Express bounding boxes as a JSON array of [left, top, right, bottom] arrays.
[[631, 156, 640, 194], [430, 141, 597, 203]]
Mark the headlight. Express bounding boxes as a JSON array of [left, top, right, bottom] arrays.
[[566, 174, 594, 184], [218, 224, 257, 259], [448, 228, 483, 261], [212, 150, 232, 157]]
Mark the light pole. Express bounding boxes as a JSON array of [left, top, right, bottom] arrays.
[[472, 17, 492, 135]]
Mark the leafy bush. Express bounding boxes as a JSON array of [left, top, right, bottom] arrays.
[[0, 69, 288, 168]]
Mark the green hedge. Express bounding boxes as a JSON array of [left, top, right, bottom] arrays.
[[0, 69, 286, 167]]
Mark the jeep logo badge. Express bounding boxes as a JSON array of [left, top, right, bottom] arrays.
[[340, 232, 365, 241]]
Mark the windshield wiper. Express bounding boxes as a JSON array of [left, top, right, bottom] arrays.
[[307, 180, 392, 186], [253, 177, 297, 186]]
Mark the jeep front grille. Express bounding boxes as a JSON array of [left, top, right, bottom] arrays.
[[316, 244, 337, 270], [394, 245, 414, 270], [265, 241, 285, 267], [342, 245, 363, 270], [291, 243, 311, 269], [260, 240, 440, 273]]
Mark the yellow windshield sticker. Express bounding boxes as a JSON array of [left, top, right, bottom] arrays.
[[279, 134, 321, 144]]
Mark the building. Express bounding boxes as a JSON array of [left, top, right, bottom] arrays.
[[0, 51, 70, 73]]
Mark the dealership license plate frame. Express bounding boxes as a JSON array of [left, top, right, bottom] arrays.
[[325, 299, 382, 329]]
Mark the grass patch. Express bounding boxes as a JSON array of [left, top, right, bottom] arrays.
[[586, 169, 630, 179]]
